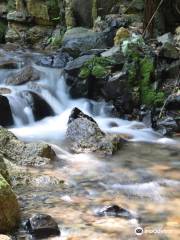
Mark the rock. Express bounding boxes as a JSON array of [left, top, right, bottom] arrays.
[[0, 95, 14, 127], [71, 0, 117, 27], [0, 59, 19, 69], [157, 32, 174, 45], [0, 88, 11, 95], [19, 91, 54, 121], [0, 235, 12, 240], [0, 127, 56, 166], [62, 27, 108, 52], [0, 174, 20, 233], [159, 42, 179, 59], [7, 10, 29, 23], [6, 65, 41, 85], [165, 95, 180, 111], [66, 108, 123, 155], [65, 55, 94, 73], [101, 46, 125, 65], [0, 153, 10, 183], [174, 26, 180, 47], [156, 117, 179, 136], [35, 51, 73, 68], [96, 205, 133, 219], [103, 72, 134, 115], [25, 213, 60, 238], [114, 27, 130, 46]]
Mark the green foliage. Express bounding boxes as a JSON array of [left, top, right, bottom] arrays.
[[123, 37, 165, 106], [0, 22, 6, 43], [140, 57, 164, 106], [79, 56, 114, 79]]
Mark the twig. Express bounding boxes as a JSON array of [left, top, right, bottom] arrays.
[[143, 0, 164, 38]]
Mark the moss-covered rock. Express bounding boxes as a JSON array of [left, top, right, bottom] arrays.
[[0, 127, 56, 166], [0, 153, 10, 183], [0, 174, 20, 233], [114, 27, 130, 46]]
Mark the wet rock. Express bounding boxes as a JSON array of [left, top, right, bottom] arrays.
[[0, 95, 14, 127], [156, 117, 179, 136], [35, 51, 73, 68], [62, 27, 108, 52], [0, 174, 20, 233], [96, 205, 133, 219], [0, 59, 19, 69], [66, 108, 123, 155], [101, 46, 125, 66], [6, 65, 41, 85], [0, 127, 56, 166], [65, 55, 94, 73], [19, 91, 54, 121], [103, 72, 134, 115], [25, 213, 60, 238], [0, 88, 11, 95]]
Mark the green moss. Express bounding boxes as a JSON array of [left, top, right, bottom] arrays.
[[92, 0, 97, 24], [140, 57, 164, 106], [79, 56, 114, 79], [123, 37, 165, 106]]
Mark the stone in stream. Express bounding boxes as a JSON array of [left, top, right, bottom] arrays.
[[0, 95, 14, 127], [0, 127, 56, 166], [0, 174, 20, 233], [18, 90, 55, 121], [5, 65, 42, 85], [96, 205, 134, 219], [25, 214, 60, 238], [66, 108, 124, 155]]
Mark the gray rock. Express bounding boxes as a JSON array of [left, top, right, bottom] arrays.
[[0, 127, 56, 166], [159, 42, 179, 59], [6, 65, 41, 85], [66, 108, 123, 155], [65, 54, 94, 72], [25, 214, 60, 238], [62, 27, 108, 52]]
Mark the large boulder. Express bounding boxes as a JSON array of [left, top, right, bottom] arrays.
[[0, 174, 20, 233], [0, 95, 14, 127], [62, 27, 108, 52], [0, 153, 10, 183], [0, 127, 56, 166], [66, 108, 123, 155]]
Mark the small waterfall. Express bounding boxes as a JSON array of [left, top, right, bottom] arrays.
[[0, 51, 177, 144]]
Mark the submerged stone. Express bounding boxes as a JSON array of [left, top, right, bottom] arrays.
[[96, 205, 133, 219], [25, 213, 60, 238]]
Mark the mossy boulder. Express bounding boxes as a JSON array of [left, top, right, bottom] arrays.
[[0, 153, 10, 183], [0, 174, 20, 233], [0, 127, 56, 166]]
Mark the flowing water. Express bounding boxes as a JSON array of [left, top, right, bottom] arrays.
[[0, 49, 180, 239]]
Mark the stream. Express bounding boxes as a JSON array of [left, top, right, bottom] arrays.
[[0, 49, 180, 239]]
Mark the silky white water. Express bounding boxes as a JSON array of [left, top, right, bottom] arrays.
[[0, 64, 173, 144]]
